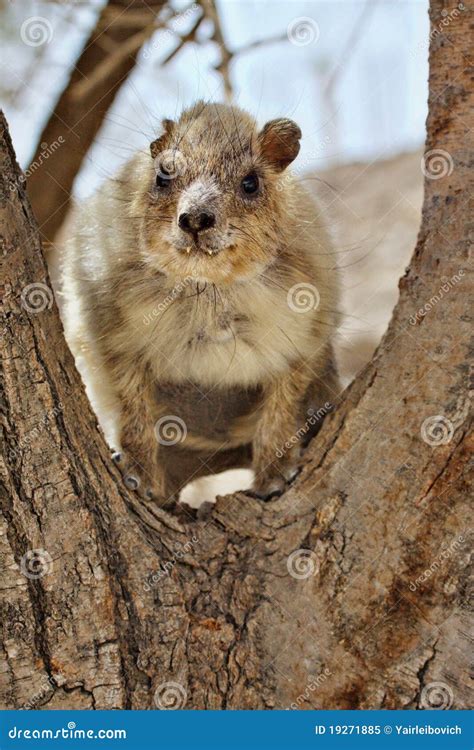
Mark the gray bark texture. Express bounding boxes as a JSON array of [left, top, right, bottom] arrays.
[[0, 0, 472, 710]]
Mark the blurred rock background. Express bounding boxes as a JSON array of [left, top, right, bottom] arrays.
[[318, 149, 424, 385]]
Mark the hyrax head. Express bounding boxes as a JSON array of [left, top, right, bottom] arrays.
[[138, 101, 301, 284]]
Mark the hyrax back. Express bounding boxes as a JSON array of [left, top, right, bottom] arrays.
[[63, 101, 340, 506]]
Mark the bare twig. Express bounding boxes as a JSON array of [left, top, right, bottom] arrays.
[[198, 0, 289, 101], [232, 32, 288, 57], [200, 0, 233, 100], [160, 11, 205, 65]]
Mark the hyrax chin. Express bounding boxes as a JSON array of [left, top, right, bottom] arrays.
[[62, 100, 341, 508]]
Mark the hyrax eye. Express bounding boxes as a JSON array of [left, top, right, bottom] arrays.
[[156, 169, 171, 189], [241, 172, 259, 195]]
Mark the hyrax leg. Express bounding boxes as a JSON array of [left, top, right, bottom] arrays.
[[252, 361, 323, 498], [111, 371, 170, 505]]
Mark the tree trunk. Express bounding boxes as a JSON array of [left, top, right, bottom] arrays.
[[26, 0, 166, 248], [0, 0, 472, 710]]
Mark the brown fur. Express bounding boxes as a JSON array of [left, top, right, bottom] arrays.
[[61, 101, 341, 505]]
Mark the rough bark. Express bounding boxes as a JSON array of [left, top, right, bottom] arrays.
[[26, 0, 166, 248], [0, 0, 472, 710]]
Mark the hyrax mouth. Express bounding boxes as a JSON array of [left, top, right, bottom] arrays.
[[180, 243, 218, 257], [178, 238, 235, 257]]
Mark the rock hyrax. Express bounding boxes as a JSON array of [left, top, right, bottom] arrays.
[[62, 101, 341, 507]]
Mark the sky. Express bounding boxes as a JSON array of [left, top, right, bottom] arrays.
[[1, 0, 430, 198]]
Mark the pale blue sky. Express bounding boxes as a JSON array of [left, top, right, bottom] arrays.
[[2, 0, 429, 198]]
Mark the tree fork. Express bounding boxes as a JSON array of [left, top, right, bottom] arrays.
[[0, 0, 472, 710]]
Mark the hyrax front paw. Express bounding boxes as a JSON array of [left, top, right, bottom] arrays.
[[252, 459, 299, 500], [112, 451, 165, 503]]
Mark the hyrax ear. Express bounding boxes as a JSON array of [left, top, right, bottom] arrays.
[[150, 118, 175, 159], [257, 118, 301, 172]]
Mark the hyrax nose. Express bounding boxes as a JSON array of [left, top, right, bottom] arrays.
[[179, 210, 215, 235]]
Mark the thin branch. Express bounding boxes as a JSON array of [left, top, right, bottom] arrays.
[[70, 4, 203, 102], [200, 0, 233, 100], [160, 12, 205, 66], [69, 24, 160, 101], [98, 8, 165, 28], [232, 32, 288, 57]]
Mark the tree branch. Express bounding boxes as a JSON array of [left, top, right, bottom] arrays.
[[25, 0, 167, 248], [1, 0, 472, 710]]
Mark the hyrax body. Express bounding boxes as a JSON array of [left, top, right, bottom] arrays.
[[62, 101, 340, 506]]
